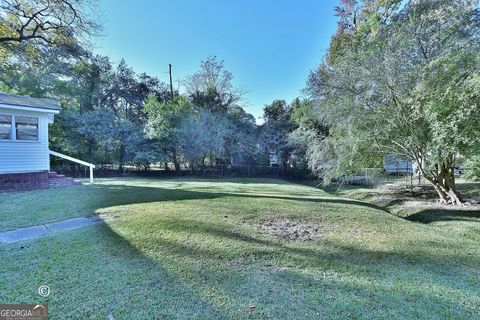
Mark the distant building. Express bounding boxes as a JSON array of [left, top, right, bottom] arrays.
[[269, 152, 279, 167], [383, 156, 414, 174]]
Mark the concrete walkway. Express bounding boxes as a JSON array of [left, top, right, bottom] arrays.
[[0, 216, 107, 244]]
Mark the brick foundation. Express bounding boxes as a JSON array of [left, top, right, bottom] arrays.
[[0, 171, 49, 192]]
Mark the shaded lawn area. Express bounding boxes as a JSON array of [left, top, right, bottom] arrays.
[[0, 177, 479, 318], [330, 181, 480, 227]]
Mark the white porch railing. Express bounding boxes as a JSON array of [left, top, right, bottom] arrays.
[[49, 150, 95, 184]]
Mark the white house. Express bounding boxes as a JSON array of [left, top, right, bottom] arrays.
[[0, 93, 94, 191]]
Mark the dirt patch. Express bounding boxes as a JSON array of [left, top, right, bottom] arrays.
[[400, 200, 480, 212], [261, 219, 323, 241]]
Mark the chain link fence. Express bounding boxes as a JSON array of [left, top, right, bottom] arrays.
[[346, 167, 473, 188], [345, 168, 430, 188], [50, 160, 310, 180]]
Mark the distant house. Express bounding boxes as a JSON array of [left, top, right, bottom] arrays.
[[0, 93, 93, 191], [269, 152, 279, 167], [383, 156, 414, 174]]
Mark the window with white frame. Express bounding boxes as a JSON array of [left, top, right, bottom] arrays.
[[15, 116, 38, 141], [0, 114, 38, 141], [0, 114, 12, 140]]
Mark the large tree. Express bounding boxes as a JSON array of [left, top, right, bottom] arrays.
[[100, 60, 168, 170], [306, 0, 480, 204], [144, 94, 193, 173], [0, 0, 98, 46], [224, 105, 258, 165], [288, 98, 329, 175], [260, 100, 297, 172], [178, 111, 231, 173], [185, 56, 244, 112], [0, 0, 99, 85]]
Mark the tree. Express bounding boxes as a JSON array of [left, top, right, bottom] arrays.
[[0, 0, 99, 46], [224, 105, 258, 165], [288, 98, 328, 175], [0, 44, 70, 95], [76, 108, 119, 165], [101, 60, 168, 171], [185, 56, 244, 112], [69, 55, 112, 113], [144, 94, 193, 173], [260, 100, 297, 172], [0, 0, 99, 82], [306, 0, 480, 204], [463, 154, 480, 181], [178, 111, 231, 173]]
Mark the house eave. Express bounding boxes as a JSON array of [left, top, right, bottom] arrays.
[[0, 103, 60, 114]]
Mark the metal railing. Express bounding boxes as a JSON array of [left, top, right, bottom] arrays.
[[49, 150, 95, 184]]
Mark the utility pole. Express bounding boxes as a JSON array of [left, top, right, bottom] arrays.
[[169, 63, 174, 100]]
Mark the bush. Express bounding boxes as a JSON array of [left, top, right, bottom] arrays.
[[463, 155, 480, 181]]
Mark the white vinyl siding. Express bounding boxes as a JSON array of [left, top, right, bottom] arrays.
[[0, 107, 51, 174]]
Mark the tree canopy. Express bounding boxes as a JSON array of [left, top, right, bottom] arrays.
[[305, 0, 480, 204]]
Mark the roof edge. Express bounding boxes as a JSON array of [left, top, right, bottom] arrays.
[[0, 92, 61, 111], [0, 103, 61, 114]]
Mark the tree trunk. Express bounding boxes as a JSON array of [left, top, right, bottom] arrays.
[[190, 163, 195, 175], [420, 156, 465, 205], [430, 165, 464, 205], [87, 138, 95, 164], [431, 182, 464, 205], [282, 160, 289, 177], [172, 149, 181, 174], [119, 143, 126, 175], [201, 156, 206, 176]]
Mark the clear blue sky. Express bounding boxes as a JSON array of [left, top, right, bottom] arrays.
[[95, 0, 339, 120]]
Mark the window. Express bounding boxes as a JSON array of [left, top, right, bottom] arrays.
[[15, 116, 38, 141], [0, 114, 12, 140], [0, 114, 39, 141]]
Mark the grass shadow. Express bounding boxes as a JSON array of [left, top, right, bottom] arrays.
[[405, 208, 480, 224], [0, 221, 227, 318]]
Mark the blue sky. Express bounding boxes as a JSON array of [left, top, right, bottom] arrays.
[[95, 0, 339, 120]]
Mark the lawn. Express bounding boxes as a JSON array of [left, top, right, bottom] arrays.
[[0, 177, 479, 319]]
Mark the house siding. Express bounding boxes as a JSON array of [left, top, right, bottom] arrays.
[[0, 107, 51, 174]]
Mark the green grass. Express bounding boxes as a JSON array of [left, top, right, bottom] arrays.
[[0, 177, 479, 319]]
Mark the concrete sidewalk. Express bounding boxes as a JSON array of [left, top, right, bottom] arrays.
[[0, 216, 106, 244]]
